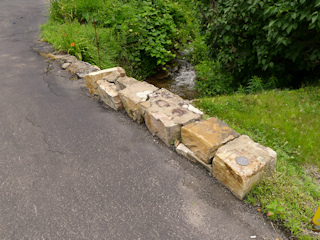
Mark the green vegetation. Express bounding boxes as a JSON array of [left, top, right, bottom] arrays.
[[192, 0, 320, 95], [41, 1, 320, 239], [195, 87, 320, 239], [41, 0, 197, 79]]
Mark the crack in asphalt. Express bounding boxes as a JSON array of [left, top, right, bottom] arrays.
[[26, 114, 67, 155], [43, 60, 64, 97]]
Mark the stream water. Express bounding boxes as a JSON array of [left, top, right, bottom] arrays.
[[146, 60, 199, 100]]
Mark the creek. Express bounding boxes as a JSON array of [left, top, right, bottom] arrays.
[[146, 59, 199, 100]]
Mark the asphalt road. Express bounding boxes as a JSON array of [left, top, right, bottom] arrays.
[[0, 0, 287, 239]]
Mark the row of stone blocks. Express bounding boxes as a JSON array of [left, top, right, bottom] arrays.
[[85, 67, 277, 200]]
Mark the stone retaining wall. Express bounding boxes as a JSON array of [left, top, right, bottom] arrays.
[[50, 53, 277, 200]]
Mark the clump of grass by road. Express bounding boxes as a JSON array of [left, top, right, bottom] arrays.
[[195, 87, 320, 239], [41, 19, 122, 69]]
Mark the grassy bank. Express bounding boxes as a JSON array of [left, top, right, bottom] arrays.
[[41, 0, 197, 79], [195, 87, 320, 239]]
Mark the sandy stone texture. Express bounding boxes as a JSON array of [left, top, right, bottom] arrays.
[[97, 80, 123, 111], [140, 88, 203, 146], [212, 135, 277, 200], [176, 143, 212, 173], [181, 117, 240, 164], [85, 67, 125, 95], [118, 81, 158, 124]]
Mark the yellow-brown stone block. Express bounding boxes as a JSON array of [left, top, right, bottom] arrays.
[[140, 89, 203, 146], [212, 135, 277, 200], [85, 67, 125, 95], [181, 117, 239, 164]]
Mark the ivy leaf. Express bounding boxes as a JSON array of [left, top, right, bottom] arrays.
[[269, 20, 276, 28], [310, 49, 319, 61], [316, 0, 320, 7], [312, 15, 318, 24], [286, 25, 293, 34], [300, 11, 308, 20]]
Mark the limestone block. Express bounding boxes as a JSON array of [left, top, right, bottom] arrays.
[[118, 82, 158, 124], [115, 77, 140, 91], [85, 67, 125, 95], [181, 117, 239, 164], [48, 54, 77, 63], [62, 62, 71, 69], [140, 88, 203, 146], [102, 71, 120, 83], [68, 61, 101, 78], [97, 80, 123, 111], [176, 143, 212, 173], [212, 135, 277, 200], [116, 67, 126, 78]]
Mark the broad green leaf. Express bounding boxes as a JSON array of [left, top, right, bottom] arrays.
[[300, 11, 308, 20], [282, 23, 289, 30], [269, 20, 276, 28], [312, 15, 318, 24], [310, 49, 318, 60], [286, 25, 293, 34]]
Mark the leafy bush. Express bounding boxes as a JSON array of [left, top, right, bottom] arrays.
[[44, 0, 192, 79], [197, 0, 320, 89], [195, 60, 234, 96]]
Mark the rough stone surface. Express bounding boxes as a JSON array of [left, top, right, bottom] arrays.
[[116, 67, 126, 77], [181, 117, 240, 164], [212, 135, 277, 200], [118, 82, 158, 124], [68, 61, 100, 78], [115, 77, 140, 91], [85, 68, 122, 95], [48, 53, 77, 63], [102, 71, 120, 83], [49, 54, 100, 78], [61, 62, 71, 69], [176, 143, 212, 174], [97, 80, 123, 111], [140, 88, 203, 146]]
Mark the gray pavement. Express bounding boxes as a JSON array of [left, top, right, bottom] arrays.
[[0, 0, 287, 239]]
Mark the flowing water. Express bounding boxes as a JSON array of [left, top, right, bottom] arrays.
[[146, 60, 199, 100]]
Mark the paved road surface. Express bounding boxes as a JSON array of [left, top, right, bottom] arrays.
[[0, 0, 287, 239]]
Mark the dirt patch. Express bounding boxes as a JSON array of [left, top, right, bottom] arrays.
[[304, 165, 320, 186]]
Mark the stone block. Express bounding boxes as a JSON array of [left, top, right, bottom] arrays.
[[48, 54, 77, 63], [181, 117, 239, 164], [68, 61, 100, 78], [85, 67, 125, 95], [116, 67, 126, 78], [118, 82, 158, 124], [176, 143, 212, 173], [212, 135, 277, 200], [140, 88, 203, 146], [115, 77, 140, 91], [97, 80, 123, 111], [102, 71, 120, 83], [62, 62, 71, 69]]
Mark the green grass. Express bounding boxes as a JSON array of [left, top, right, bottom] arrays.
[[40, 0, 198, 79], [195, 87, 320, 239], [41, 19, 122, 70]]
